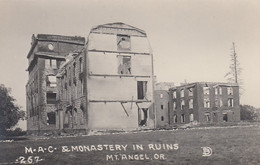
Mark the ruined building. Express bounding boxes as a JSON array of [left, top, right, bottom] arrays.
[[26, 34, 85, 134], [26, 23, 240, 134], [26, 23, 155, 134], [153, 82, 175, 128], [153, 82, 240, 127], [168, 82, 240, 125], [56, 50, 86, 132], [84, 23, 155, 130], [154, 90, 170, 128]]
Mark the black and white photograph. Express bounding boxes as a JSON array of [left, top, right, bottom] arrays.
[[0, 0, 259, 164]]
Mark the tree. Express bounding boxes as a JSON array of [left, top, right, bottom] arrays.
[[240, 105, 259, 121], [225, 42, 243, 94], [0, 84, 25, 136]]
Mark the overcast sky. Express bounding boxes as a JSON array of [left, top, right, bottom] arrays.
[[0, 0, 259, 130]]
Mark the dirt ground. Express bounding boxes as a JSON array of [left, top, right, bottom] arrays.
[[0, 123, 259, 165]]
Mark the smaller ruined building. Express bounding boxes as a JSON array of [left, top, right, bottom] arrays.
[[154, 82, 176, 128], [168, 82, 240, 125], [154, 90, 170, 128]]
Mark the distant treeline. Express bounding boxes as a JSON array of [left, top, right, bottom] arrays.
[[240, 104, 260, 121]]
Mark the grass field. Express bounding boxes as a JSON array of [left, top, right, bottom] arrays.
[[0, 123, 259, 165]]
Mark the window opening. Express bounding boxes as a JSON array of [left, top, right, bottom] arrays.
[[137, 81, 147, 100]]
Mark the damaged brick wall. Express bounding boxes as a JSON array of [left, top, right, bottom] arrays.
[[26, 34, 85, 134], [169, 82, 240, 126], [57, 50, 87, 132]]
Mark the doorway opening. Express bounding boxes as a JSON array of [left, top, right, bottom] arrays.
[[139, 108, 148, 126], [223, 113, 228, 122]]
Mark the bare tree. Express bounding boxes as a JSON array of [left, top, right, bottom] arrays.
[[225, 42, 243, 94]]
